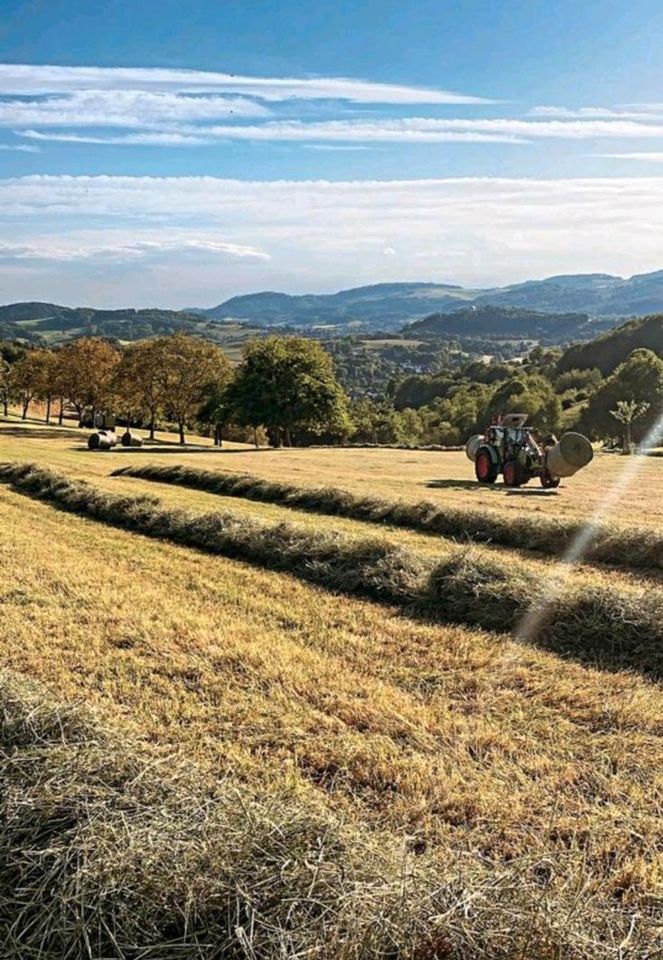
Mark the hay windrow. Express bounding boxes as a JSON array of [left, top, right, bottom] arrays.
[[0, 669, 656, 959], [3, 461, 663, 679], [112, 462, 663, 572]]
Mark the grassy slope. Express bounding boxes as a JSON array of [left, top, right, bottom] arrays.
[[2, 419, 663, 954]]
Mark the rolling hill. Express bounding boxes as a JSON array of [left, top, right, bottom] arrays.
[[203, 269, 663, 330], [403, 304, 615, 343], [557, 312, 663, 374], [203, 282, 476, 329]]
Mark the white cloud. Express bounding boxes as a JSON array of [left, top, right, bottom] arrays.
[[0, 63, 492, 104], [2, 175, 663, 306], [0, 90, 268, 128], [19, 122, 522, 146], [21, 116, 663, 148], [20, 130, 217, 147], [529, 105, 663, 120], [0, 143, 38, 152], [597, 152, 663, 162], [0, 235, 269, 263]]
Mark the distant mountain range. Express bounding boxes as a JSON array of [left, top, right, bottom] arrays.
[[3, 269, 663, 346], [202, 270, 663, 331]]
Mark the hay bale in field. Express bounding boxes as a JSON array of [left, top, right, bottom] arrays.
[[121, 429, 143, 447], [88, 429, 117, 451]]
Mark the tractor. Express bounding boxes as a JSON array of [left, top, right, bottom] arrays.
[[466, 414, 593, 488]]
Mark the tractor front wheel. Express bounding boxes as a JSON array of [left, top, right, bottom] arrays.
[[503, 459, 525, 487], [540, 470, 561, 489], [475, 448, 498, 484]]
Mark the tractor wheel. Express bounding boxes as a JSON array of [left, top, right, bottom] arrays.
[[540, 470, 561, 489], [475, 448, 498, 484], [503, 459, 524, 487]]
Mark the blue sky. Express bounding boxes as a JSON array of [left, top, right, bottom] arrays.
[[2, 0, 663, 306]]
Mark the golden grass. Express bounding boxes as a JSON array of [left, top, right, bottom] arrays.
[[2, 419, 663, 955]]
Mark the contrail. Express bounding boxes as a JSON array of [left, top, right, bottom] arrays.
[[516, 411, 663, 644]]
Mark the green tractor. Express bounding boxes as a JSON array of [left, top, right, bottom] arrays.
[[466, 414, 593, 489]]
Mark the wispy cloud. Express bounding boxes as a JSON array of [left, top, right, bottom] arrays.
[[0, 142, 38, 152], [0, 63, 493, 104], [19, 122, 524, 146], [2, 175, 663, 306], [0, 90, 268, 128], [0, 235, 269, 263], [20, 116, 663, 147], [20, 130, 217, 147], [597, 152, 663, 162]]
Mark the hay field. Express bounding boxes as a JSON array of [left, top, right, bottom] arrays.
[[1, 416, 663, 957]]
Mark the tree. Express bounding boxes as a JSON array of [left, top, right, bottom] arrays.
[[229, 337, 352, 446], [60, 337, 120, 424], [611, 399, 650, 452], [580, 349, 663, 443], [112, 339, 167, 439], [482, 373, 561, 434], [351, 398, 405, 444], [11, 349, 55, 420], [157, 333, 231, 444], [0, 356, 13, 417], [197, 372, 235, 446]]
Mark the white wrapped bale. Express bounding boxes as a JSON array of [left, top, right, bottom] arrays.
[[545, 432, 593, 478]]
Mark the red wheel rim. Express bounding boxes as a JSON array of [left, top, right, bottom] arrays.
[[504, 461, 517, 485], [477, 452, 491, 479]]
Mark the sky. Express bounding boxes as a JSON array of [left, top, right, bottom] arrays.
[[3, 0, 663, 307]]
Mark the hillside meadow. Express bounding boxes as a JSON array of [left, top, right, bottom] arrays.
[[1, 415, 663, 957]]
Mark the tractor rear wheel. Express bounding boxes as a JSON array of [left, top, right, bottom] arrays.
[[503, 458, 525, 487], [475, 448, 498, 484]]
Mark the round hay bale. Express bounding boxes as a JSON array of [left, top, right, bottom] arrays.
[[121, 430, 143, 448], [88, 430, 115, 451], [546, 432, 593, 478], [465, 434, 482, 462]]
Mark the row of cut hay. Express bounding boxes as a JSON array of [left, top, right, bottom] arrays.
[[3, 460, 663, 678], [0, 669, 655, 959], [114, 462, 663, 572]]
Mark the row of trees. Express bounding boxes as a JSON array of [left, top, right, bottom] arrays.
[[3, 330, 660, 450], [1, 333, 353, 446]]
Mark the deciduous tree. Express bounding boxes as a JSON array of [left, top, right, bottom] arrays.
[[60, 337, 120, 424], [230, 337, 351, 446], [158, 333, 231, 444]]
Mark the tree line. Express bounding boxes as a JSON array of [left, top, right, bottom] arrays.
[[2, 331, 661, 449], [0, 333, 353, 446]]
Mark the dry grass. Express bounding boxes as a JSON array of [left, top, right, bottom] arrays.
[[5, 670, 659, 959], [113, 462, 663, 571], [4, 461, 663, 680], [2, 422, 663, 957]]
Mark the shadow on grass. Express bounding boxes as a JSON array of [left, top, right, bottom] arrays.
[[78, 446, 273, 455], [426, 478, 500, 491], [505, 489, 560, 497], [0, 426, 84, 440]]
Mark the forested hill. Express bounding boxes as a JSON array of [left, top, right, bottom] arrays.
[[0, 304, 228, 343], [403, 305, 612, 342], [0, 302, 66, 323], [557, 313, 663, 375], [204, 270, 663, 331], [204, 283, 473, 329]]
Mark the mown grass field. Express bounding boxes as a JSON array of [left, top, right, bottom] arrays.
[[1, 415, 663, 958]]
